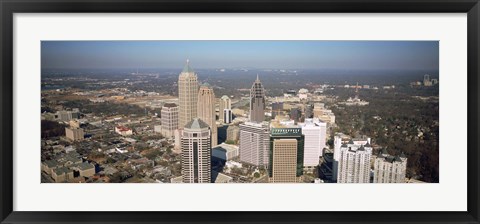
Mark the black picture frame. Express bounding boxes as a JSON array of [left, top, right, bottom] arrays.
[[1, 0, 479, 223]]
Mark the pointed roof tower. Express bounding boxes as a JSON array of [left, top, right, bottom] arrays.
[[182, 59, 195, 74]]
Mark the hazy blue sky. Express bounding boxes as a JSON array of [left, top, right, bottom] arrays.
[[41, 41, 439, 71]]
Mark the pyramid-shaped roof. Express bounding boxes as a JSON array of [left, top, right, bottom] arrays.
[[182, 59, 195, 73], [184, 118, 209, 129]]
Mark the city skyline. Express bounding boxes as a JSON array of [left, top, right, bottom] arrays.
[[40, 41, 439, 184], [41, 41, 439, 71]]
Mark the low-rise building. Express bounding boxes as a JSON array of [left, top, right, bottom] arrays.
[[212, 143, 239, 161], [115, 126, 133, 136], [65, 127, 84, 141], [226, 125, 240, 143]]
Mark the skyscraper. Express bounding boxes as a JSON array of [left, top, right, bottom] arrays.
[[249, 75, 266, 123], [181, 118, 211, 183], [178, 60, 199, 128], [337, 140, 372, 183], [239, 122, 270, 167], [268, 128, 304, 183], [197, 83, 218, 146], [373, 149, 407, 183], [219, 95, 232, 123], [160, 103, 178, 138], [299, 118, 327, 167]]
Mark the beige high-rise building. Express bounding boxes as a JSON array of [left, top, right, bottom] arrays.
[[197, 83, 218, 146], [181, 118, 212, 183], [65, 127, 84, 141], [268, 128, 304, 183], [178, 60, 199, 128], [219, 95, 231, 123], [270, 139, 298, 183], [160, 103, 179, 138]]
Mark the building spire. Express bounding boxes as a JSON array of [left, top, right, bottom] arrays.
[[256, 74, 260, 82], [182, 59, 194, 73]]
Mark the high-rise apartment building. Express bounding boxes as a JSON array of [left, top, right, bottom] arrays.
[[268, 128, 304, 183], [181, 118, 212, 183], [239, 122, 270, 167], [249, 75, 266, 123], [160, 103, 178, 138], [299, 118, 327, 167], [197, 83, 218, 146], [337, 140, 372, 183], [178, 60, 199, 128], [219, 95, 232, 123], [373, 149, 407, 183]]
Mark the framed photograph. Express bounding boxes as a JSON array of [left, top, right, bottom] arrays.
[[1, 0, 479, 223]]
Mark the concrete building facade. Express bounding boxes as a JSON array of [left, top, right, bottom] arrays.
[[239, 122, 270, 167], [373, 149, 407, 183], [65, 127, 84, 141], [160, 103, 179, 138], [299, 119, 327, 167]]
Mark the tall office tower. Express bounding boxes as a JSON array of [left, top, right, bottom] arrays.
[[300, 119, 327, 167], [181, 118, 212, 183], [271, 102, 284, 119], [223, 109, 232, 124], [178, 60, 199, 128], [160, 103, 179, 138], [249, 75, 266, 123], [239, 122, 270, 167], [219, 95, 232, 123], [197, 83, 218, 146], [337, 140, 373, 183], [268, 128, 304, 183], [373, 149, 407, 183]]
